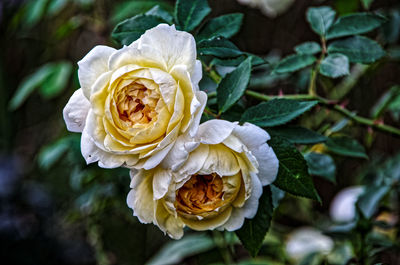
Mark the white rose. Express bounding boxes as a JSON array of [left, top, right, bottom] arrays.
[[237, 0, 294, 18], [63, 24, 207, 169], [127, 120, 279, 239], [330, 186, 364, 223], [286, 227, 334, 261]]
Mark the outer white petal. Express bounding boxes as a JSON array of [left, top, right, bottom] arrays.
[[192, 60, 203, 87], [129, 169, 145, 189], [234, 123, 278, 186], [81, 113, 138, 168], [161, 134, 200, 171], [127, 171, 155, 224], [63, 88, 90, 133], [221, 172, 263, 231], [142, 142, 174, 170], [233, 122, 270, 149], [251, 143, 279, 185], [78, 45, 115, 99], [197, 120, 237, 145], [135, 24, 197, 75], [153, 168, 172, 200], [188, 91, 207, 137]]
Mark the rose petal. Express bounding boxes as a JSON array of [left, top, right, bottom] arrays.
[[127, 172, 155, 224], [136, 24, 197, 75], [182, 206, 233, 231], [78, 45, 115, 99], [221, 172, 263, 231], [153, 168, 172, 200], [63, 88, 90, 133], [155, 200, 185, 239], [197, 119, 237, 145]]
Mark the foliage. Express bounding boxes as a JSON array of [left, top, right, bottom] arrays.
[[2, 0, 400, 264]]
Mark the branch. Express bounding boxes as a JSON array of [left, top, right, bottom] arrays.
[[244, 90, 400, 137]]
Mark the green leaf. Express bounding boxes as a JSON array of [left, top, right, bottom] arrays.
[[325, 136, 368, 159], [236, 186, 274, 257], [217, 57, 251, 113], [361, 0, 375, 9], [335, 0, 359, 16], [9, 63, 54, 111], [174, 0, 211, 32], [147, 234, 215, 265], [388, 93, 400, 121], [39, 61, 73, 99], [295, 42, 322, 55], [211, 54, 265, 67], [381, 9, 400, 45], [198, 38, 243, 58], [275, 54, 317, 74], [327, 36, 385, 63], [145, 5, 173, 24], [326, 13, 386, 39], [47, 0, 68, 17], [38, 136, 73, 170], [319, 53, 350, 78], [23, 0, 50, 27], [241, 99, 318, 127], [304, 152, 336, 183], [110, 1, 173, 24], [371, 86, 400, 119], [306, 6, 336, 36], [357, 185, 390, 218], [197, 13, 243, 40], [269, 136, 321, 201], [111, 14, 166, 45], [268, 126, 327, 144]]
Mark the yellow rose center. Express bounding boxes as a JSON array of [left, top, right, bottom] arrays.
[[115, 81, 159, 126], [176, 173, 225, 215]]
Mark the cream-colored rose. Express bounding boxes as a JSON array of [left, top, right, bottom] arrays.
[[63, 24, 207, 169], [127, 120, 279, 239], [330, 186, 364, 223], [237, 0, 294, 18], [286, 227, 334, 261]]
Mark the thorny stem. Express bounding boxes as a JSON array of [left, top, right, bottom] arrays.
[[308, 37, 327, 96], [212, 231, 233, 265], [249, 90, 400, 137], [207, 90, 400, 137]]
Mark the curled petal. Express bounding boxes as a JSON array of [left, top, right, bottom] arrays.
[[196, 119, 237, 145], [127, 173, 155, 224], [153, 168, 172, 200], [63, 88, 90, 133]]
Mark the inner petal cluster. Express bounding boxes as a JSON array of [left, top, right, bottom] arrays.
[[176, 173, 225, 215], [115, 81, 159, 127]]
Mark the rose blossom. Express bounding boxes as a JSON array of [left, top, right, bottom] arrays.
[[286, 227, 334, 261], [237, 0, 294, 18], [127, 120, 279, 239], [63, 24, 206, 169]]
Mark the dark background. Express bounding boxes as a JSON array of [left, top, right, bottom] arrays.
[[0, 0, 399, 264]]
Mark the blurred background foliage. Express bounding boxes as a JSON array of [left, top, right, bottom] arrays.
[[1, 0, 400, 264]]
